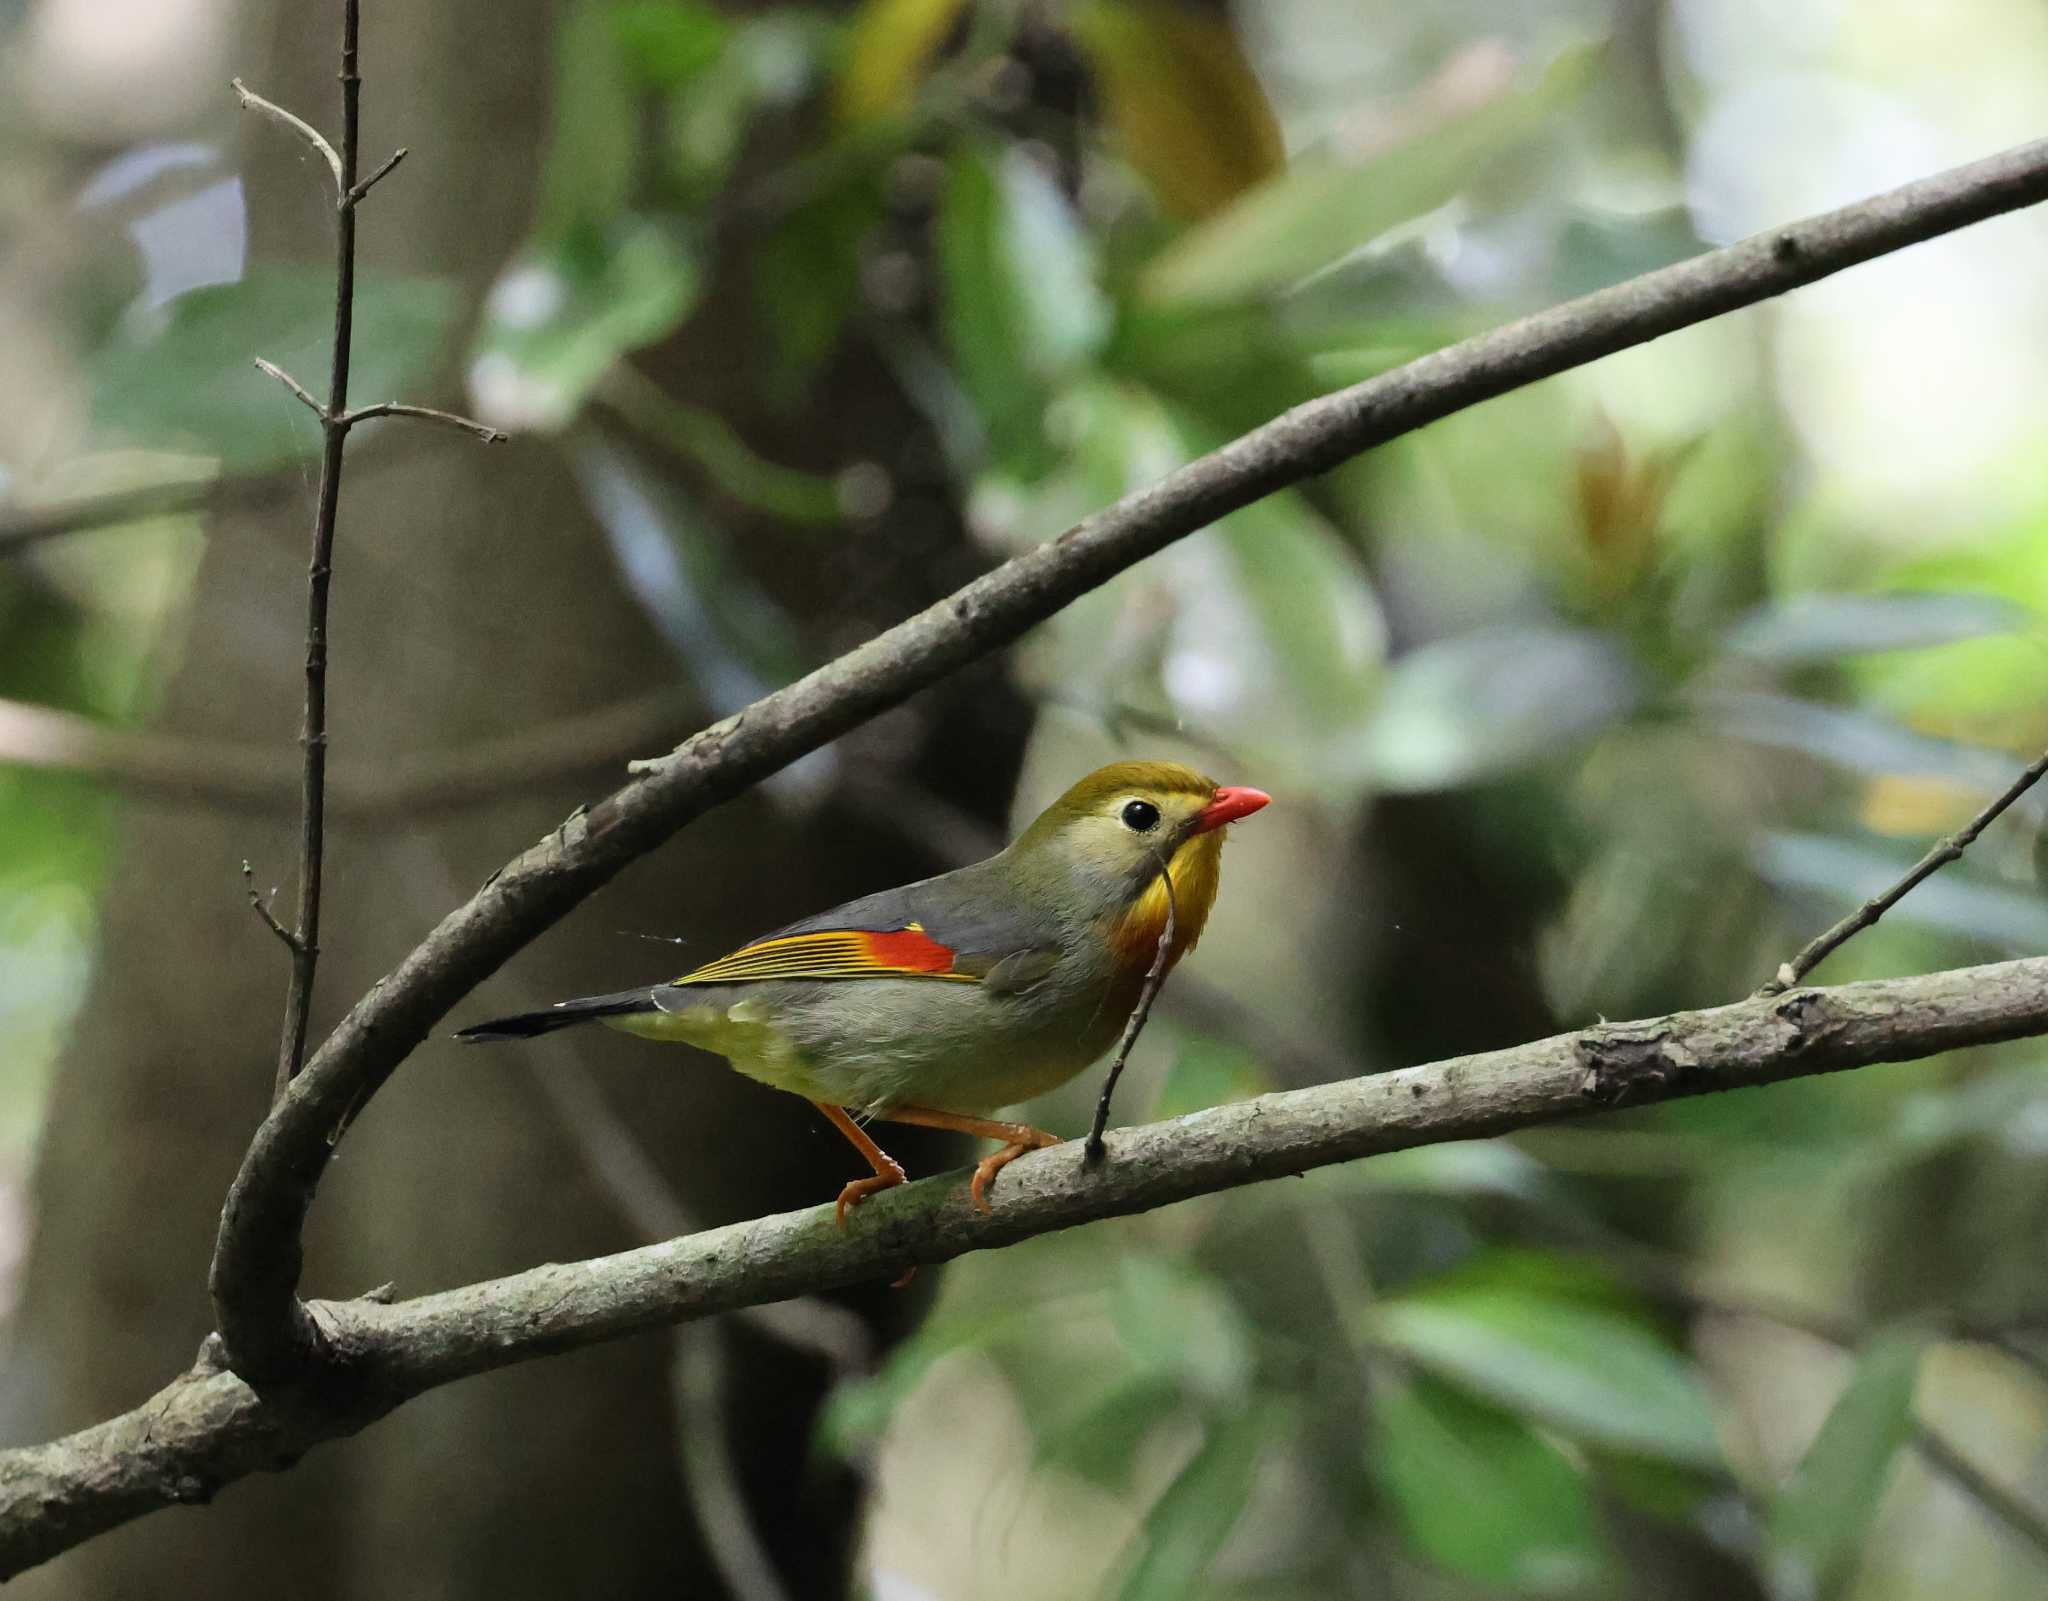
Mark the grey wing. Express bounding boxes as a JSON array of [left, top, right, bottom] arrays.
[[763, 857, 1067, 991]]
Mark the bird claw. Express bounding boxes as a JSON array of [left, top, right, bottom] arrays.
[[834, 1170, 903, 1227], [968, 1133, 1062, 1214]]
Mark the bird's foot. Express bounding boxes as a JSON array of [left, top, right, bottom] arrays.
[[834, 1167, 904, 1229], [969, 1129, 1061, 1215]]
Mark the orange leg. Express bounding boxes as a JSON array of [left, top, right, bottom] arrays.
[[813, 1102, 907, 1228], [876, 1106, 1060, 1215]]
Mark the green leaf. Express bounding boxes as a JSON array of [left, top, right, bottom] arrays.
[[815, 1302, 1014, 1456], [1369, 1376, 1611, 1593], [612, 0, 733, 86], [1586, 1448, 1728, 1526], [1886, 1065, 2048, 1157], [1035, 1372, 1186, 1490], [1315, 1143, 1569, 1209], [1213, 491, 1385, 767], [1361, 625, 1637, 793], [470, 218, 699, 431], [1109, 300, 1326, 443], [1069, 0, 1283, 218], [1111, 1256, 1254, 1404], [755, 175, 883, 395], [995, 382, 1385, 801], [1116, 1407, 1271, 1601], [938, 144, 1107, 465], [1142, 44, 1599, 307], [89, 269, 457, 469], [538, 0, 639, 237], [1723, 592, 2026, 664], [1548, 207, 1707, 300], [1765, 1334, 1922, 1601], [1365, 1284, 1722, 1467], [1148, 401, 1388, 797], [1151, 1036, 1267, 1121], [661, 17, 820, 197], [1694, 691, 2027, 796], [832, 0, 966, 123]]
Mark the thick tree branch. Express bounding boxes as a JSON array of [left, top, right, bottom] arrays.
[[9, 956, 2048, 1575], [206, 135, 2048, 1383]]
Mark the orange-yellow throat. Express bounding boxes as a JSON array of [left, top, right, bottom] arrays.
[[1110, 826, 1224, 971]]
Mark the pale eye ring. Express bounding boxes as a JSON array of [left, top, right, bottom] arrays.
[[1120, 799, 1161, 832]]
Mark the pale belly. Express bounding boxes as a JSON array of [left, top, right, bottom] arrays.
[[605, 975, 1122, 1116]]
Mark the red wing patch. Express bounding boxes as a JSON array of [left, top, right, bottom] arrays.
[[674, 923, 977, 986]]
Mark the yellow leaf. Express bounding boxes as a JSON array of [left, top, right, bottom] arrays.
[[1072, 0, 1283, 218], [834, 0, 968, 124], [1859, 773, 1985, 838]]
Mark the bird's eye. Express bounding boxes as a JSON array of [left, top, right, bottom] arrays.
[[1120, 799, 1161, 832]]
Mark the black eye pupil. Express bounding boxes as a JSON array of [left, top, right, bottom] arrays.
[[1121, 800, 1161, 832]]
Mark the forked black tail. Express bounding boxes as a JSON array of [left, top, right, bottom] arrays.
[[454, 988, 659, 1042]]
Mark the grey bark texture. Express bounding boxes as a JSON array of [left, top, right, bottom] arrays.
[[7, 955, 2048, 1577]]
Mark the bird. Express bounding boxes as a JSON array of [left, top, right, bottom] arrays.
[[457, 761, 1269, 1221]]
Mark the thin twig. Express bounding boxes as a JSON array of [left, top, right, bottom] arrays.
[[244, 4, 501, 1102], [1760, 744, 2048, 994], [1087, 861, 1177, 1161], [209, 135, 2048, 1383], [251, 358, 326, 419], [346, 146, 407, 205], [1910, 1422, 2048, 1563], [230, 77, 342, 192], [340, 402, 505, 443], [260, 1, 370, 1104], [240, 861, 298, 952]]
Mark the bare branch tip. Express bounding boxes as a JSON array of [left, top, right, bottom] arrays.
[[228, 79, 344, 192], [344, 147, 409, 207], [339, 402, 506, 444], [251, 358, 327, 420], [240, 860, 300, 953]]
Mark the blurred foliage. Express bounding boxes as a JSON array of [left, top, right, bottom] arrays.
[[6, 0, 2048, 1594], [91, 269, 456, 466]]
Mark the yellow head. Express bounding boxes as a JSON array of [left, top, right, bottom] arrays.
[[1013, 760, 1270, 970]]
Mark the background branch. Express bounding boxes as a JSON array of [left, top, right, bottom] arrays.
[[0, 478, 223, 555], [1760, 742, 2048, 992], [0, 688, 695, 819], [204, 134, 2048, 1384], [10, 954, 2048, 1576], [0, 445, 434, 559]]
